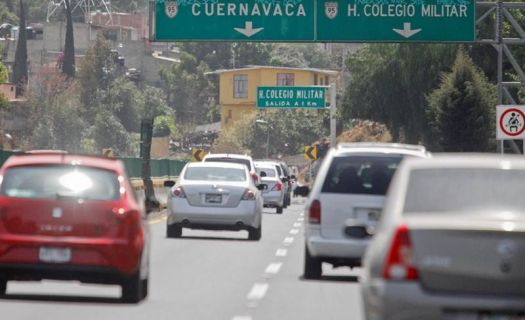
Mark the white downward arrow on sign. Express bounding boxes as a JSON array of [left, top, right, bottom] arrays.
[[393, 23, 422, 38], [234, 21, 264, 38]]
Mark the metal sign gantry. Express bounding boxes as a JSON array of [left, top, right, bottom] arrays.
[[46, 0, 113, 24], [477, 1, 525, 154]]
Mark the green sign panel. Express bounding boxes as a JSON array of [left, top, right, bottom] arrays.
[[317, 0, 475, 42], [153, 0, 475, 42], [154, 0, 314, 41], [257, 86, 327, 109]]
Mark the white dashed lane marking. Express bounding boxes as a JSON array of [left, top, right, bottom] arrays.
[[232, 317, 252, 320], [290, 229, 299, 235], [297, 217, 304, 222], [247, 283, 269, 301], [264, 262, 283, 275], [275, 248, 288, 257], [284, 237, 294, 245], [293, 222, 302, 228]]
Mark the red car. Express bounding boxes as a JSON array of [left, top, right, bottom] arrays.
[[0, 152, 152, 303]]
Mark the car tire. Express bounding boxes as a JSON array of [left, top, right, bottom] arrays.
[[304, 246, 322, 279], [276, 206, 283, 214], [248, 225, 261, 241], [141, 277, 148, 299], [121, 270, 143, 303], [166, 223, 182, 238], [0, 279, 7, 295]]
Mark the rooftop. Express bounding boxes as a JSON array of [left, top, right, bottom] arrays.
[[206, 65, 339, 76]]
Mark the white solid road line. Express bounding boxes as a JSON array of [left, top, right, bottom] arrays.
[[284, 237, 294, 245], [290, 229, 299, 235], [275, 248, 288, 257], [247, 283, 269, 300], [264, 262, 283, 275]]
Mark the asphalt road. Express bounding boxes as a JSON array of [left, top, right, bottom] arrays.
[[0, 199, 364, 320]]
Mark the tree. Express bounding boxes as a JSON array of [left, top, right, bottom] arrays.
[[180, 42, 273, 70], [0, 93, 9, 110], [213, 109, 328, 158], [271, 44, 332, 69], [0, 61, 8, 83], [427, 48, 496, 152], [153, 115, 177, 137], [77, 33, 114, 121], [24, 68, 85, 151], [62, 0, 75, 77], [12, 0, 28, 96], [160, 52, 216, 125], [342, 44, 457, 143], [107, 77, 142, 132], [0, 1, 18, 24], [88, 110, 133, 155]]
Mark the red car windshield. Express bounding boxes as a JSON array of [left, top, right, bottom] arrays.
[[0, 166, 120, 201]]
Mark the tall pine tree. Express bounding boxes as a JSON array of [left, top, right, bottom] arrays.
[[427, 48, 495, 152], [62, 0, 75, 77], [12, 0, 27, 96]]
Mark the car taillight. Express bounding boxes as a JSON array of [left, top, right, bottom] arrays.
[[308, 200, 321, 224], [241, 188, 256, 200], [172, 186, 186, 198], [251, 173, 259, 184], [271, 183, 283, 191], [383, 225, 419, 280]]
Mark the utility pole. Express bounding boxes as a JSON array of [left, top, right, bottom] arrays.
[[330, 83, 337, 148]]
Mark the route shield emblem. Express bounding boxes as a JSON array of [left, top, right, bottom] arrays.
[[325, 2, 338, 19], [165, 1, 178, 18]]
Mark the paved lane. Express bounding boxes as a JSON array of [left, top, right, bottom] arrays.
[[0, 200, 364, 320]]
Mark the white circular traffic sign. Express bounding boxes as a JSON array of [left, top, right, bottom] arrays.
[[499, 108, 525, 137]]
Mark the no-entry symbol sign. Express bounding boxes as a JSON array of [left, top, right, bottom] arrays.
[[497, 105, 525, 139]]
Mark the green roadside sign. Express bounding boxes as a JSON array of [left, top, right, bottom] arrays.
[[153, 0, 475, 42], [257, 86, 327, 109]]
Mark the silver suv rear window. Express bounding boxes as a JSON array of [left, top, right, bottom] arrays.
[[404, 168, 525, 213], [321, 155, 402, 195], [0, 166, 120, 200]]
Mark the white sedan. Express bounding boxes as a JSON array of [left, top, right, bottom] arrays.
[[166, 162, 264, 240]]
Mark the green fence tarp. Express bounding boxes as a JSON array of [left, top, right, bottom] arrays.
[[0, 150, 187, 180]]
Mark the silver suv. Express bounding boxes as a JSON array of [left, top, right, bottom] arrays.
[[303, 143, 429, 279]]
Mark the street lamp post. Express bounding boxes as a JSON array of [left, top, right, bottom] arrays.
[[256, 119, 270, 159]]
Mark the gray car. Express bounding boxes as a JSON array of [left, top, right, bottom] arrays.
[[255, 163, 285, 214], [166, 162, 264, 241], [361, 154, 525, 320]]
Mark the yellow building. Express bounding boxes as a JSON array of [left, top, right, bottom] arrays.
[[207, 66, 339, 128]]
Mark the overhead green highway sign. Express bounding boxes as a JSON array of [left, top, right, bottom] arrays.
[[316, 0, 475, 42], [152, 0, 475, 42], [257, 86, 327, 109], [154, 0, 315, 41]]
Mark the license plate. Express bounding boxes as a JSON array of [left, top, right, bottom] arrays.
[[39, 247, 71, 263], [205, 194, 222, 204]]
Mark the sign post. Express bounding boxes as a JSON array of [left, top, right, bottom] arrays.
[[330, 83, 337, 148]]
